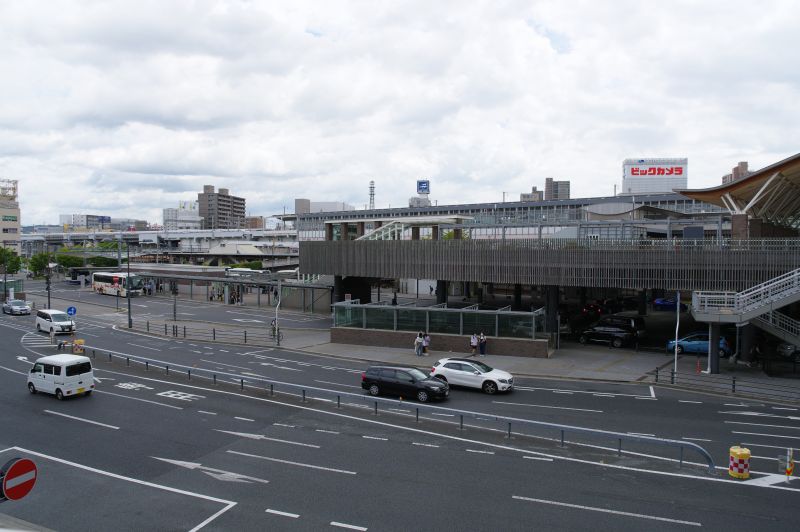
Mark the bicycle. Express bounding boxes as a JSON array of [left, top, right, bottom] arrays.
[[269, 327, 284, 342]]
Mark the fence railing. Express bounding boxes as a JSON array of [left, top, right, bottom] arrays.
[[651, 368, 800, 403], [693, 267, 800, 315], [135, 320, 281, 345], [84, 346, 716, 474]]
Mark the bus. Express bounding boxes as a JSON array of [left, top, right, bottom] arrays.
[[224, 268, 269, 277], [91, 272, 144, 297]]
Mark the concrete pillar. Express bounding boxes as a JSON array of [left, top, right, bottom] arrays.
[[477, 284, 484, 304], [436, 280, 447, 305], [731, 214, 749, 239], [333, 275, 344, 303], [340, 223, 349, 241], [740, 324, 756, 362], [325, 224, 334, 241], [513, 284, 522, 310], [709, 323, 721, 374], [356, 222, 365, 238], [432, 225, 439, 240], [638, 290, 647, 316], [545, 285, 560, 333], [452, 228, 463, 240], [463, 282, 471, 298], [411, 227, 420, 240]]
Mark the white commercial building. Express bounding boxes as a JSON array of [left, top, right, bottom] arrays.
[[0, 179, 21, 254], [621, 158, 688, 195], [163, 201, 203, 231]]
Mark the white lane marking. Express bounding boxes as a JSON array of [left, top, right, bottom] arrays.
[[524, 456, 553, 462], [200, 359, 252, 371], [719, 410, 799, 420], [330, 522, 367, 531], [215, 430, 320, 448], [316, 429, 340, 435], [740, 442, 800, 451], [44, 410, 119, 429], [679, 400, 703, 404], [412, 442, 439, 448], [273, 423, 296, 428], [234, 417, 255, 422], [7, 446, 236, 532], [266, 509, 299, 518], [362, 436, 388, 441], [725, 421, 800, 430], [511, 495, 701, 527], [197, 410, 217, 415], [127, 343, 162, 352], [732, 431, 800, 441], [514, 385, 648, 398], [89, 367, 800, 492], [95, 389, 183, 410], [431, 413, 454, 417], [725, 403, 764, 407], [649, 386, 655, 398], [314, 379, 360, 389], [219, 349, 229, 353], [593, 393, 616, 397], [627, 432, 655, 437], [493, 401, 602, 413], [634, 397, 657, 401], [752, 455, 780, 461], [466, 449, 495, 455], [552, 391, 573, 395], [682, 437, 712, 442], [772, 407, 798, 411], [227, 450, 356, 475]]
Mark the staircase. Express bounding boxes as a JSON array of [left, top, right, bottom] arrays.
[[357, 221, 409, 240], [753, 310, 800, 346], [692, 267, 800, 323]]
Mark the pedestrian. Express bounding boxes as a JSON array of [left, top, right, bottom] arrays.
[[49, 328, 55, 345], [423, 332, 430, 355], [479, 332, 487, 356], [429, 285, 433, 295], [391, 293, 398, 306], [414, 332, 424, 357], [469, 333, 478, 356]]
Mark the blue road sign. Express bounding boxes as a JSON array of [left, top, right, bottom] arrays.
[[417, 180, 430, 194], [66, 306, 77, 316]]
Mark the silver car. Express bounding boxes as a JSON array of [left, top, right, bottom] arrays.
[[2, 299, 31, 315], [777, 343, 800, 361]]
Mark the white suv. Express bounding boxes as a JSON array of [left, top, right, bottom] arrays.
[[430, 358, 514, 394]]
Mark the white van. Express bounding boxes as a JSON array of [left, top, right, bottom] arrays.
[[27, 354, 94, 400], [35, 309, 76, 335]]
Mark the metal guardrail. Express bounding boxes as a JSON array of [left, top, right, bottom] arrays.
[[693, 267, 800, 316], [84, 346, 717, 474], [652, 368, 800, 403], [138, 320, 281, 345]]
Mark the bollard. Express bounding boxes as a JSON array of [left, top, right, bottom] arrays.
[[145, 361, 149, 371], [302, 389, 306, 403], [244, 331, 247, 344], [671, 370, 675, 385], [164, 323, 167, 335], [654, 367, 659, 383], [240, 379, 244, 390], [166, 365, 169, 375], [729, 446, 751, 479], [126, 357, 129, 366], [183, 326, 186, 338], [213, 374, 216, 385], [416, 408, 419, 422], [679, 446, 684, 468], [108, 353, 112, 362], [460, 414, 464, 430], [732, 376, 736, 393], [337, 395, 340, 408], [374, 401, 378, 415], [560, 429, 565, 447], [618, 438, 622, 457], [188, 369, 191, 381], [147, 321, 150, 332], [507, 422, 512, 439], [92, 349, 96, 359], [270, 383, 273, 396], [213, 328, 216, 340]]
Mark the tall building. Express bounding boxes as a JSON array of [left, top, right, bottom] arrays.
[[58, 214, 111, 230], [621, 158, 688, 194], [722, 161, 752, 184], [0, 179, 21, 254], [163, 201, 203, 231], [520, 187, 543, 202], [198, 185, 246, 229], [544, 178, 570, 200]]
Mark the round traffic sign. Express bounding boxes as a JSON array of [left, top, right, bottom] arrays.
[[66, 306, 77, 316], [1, 458, 37, 501]]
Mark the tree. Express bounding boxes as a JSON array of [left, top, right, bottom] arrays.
[[29, 253, 50, 275], [56, 254, 84, 269], [0, 247, 21, 274]]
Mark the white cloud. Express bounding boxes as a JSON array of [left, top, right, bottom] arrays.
[[1, 0, 798, 225]]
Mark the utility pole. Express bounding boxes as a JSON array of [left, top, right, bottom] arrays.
[[127, 244, 132, 328], [275, 277, 281, 347]]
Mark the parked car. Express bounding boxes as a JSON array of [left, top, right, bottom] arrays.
[[429, 358, 513, 394], [653, 298, 688, 312], [581, 303, 605, 318], [578, 324, 636, 348], [777, 343, 800, 362], [666, 333, 732, 357], [361, 365, 449, 403], [595, 315, 646, 339], [2, 299, 31, 315]]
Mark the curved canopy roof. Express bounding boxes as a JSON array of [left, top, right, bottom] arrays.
[[678, 152, 800, 228]]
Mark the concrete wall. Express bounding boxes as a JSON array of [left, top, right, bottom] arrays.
[[331, 327, 550, 358]]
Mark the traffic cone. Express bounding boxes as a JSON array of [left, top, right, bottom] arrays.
[[696, 357, 701, 374]]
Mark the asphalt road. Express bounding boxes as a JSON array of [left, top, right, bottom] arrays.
[[2, 293, 800, 531]]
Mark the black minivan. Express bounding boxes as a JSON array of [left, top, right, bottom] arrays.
[[578, 324, 636, 348], [361, 365, 449, 402]]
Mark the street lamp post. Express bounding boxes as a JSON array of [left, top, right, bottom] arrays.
[[127, 244, 132, 328], [275, 278, 281, 347]]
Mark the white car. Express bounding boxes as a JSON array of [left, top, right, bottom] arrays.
[[429, 357, 514, 394]]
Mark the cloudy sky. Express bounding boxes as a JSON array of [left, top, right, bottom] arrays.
[[2, 0, 799, 226]]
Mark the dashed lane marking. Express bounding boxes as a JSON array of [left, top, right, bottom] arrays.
[[273, 423, 296, 428], [44, 410, 119, 429], [466, 449, 495, 455], [523, 456, 554, 462], [493, 401, 603, 413], [331, 522, 367, 531], [266, 509, 299, 519], [316, 429, 340, 435], [725, 421, 800, 430], [682, 437, 712, 442], [227, 450, 357, 475], [362, 436, 387, 441], [234, 417, 255, 422], [731, 431, 800, 441], [412, 442, 439, 448], [511, 496, 701, 527], [198, 411, 217, 415], [679, 400, 703, 404]]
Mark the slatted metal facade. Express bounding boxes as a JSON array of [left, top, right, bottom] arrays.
[[301, 239, 800, 292]]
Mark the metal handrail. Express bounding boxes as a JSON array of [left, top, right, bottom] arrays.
[[652, 368, 800, 402], [755, 310, 800, 338], [694, 267, 800, 314], [85, 346, 717, 474]]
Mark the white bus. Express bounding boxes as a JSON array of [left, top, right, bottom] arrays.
[[91, 272, 144, 297], [224, 268, 269, 277]]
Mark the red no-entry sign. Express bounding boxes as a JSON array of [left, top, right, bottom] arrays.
[[1, 458, 37, 501]]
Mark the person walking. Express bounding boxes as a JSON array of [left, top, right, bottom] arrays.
[[422, 332, 430, 355], [479, 332, 487, 356], [414, 332, 425, 357], [469, 333, 478, 356]]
